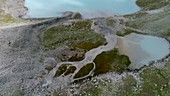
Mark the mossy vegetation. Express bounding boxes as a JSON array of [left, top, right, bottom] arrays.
[[54, 64, 71, 77], [0, 9, 17, 25], [116, 28, 134, 37], [93, 49, 131, 75], [106, 18, 116, 28], [115, 76, 137, 96], [54, 49, 131, 79], [72, 12, 82, 19], [68, 54, 84, 62], [64, 66, 76, 76], [39, 57, 45, 63], [124, 11, 148, 19], [163, 29, 170, 37], [57, 48, 85, 62], [74, 63, 94, 79], [137, 64, 170, 96], [81, 87, 102, 96], [73, 41, 107, 51], [136, 0, 168, 10], [54, 64, 77, 77], [78, 62, 170, 95], [42, 20, 106, 50], [116, 28, 147, 37], [45, 67, 53, 72], [77, 79, 103, 96], [52, 63, 170, 95], [78, 75, 137, 96], [125, 5, 170, 38], [80, 63, 170, 96]]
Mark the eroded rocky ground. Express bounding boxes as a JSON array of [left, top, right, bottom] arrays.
[[0, 0, 170, 96]]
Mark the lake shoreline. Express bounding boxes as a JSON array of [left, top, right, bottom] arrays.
[[0, 0, 170, 95], [24, 0, 140, 18]]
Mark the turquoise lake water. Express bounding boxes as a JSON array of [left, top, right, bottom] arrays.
[[122, 33, 170, 69], [25, 0, 140, 18]]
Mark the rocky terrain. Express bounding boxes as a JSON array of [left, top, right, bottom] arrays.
[[0, 0, 170, 96]]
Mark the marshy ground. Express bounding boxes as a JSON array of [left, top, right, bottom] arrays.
[[0, 0, 170, 96]]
